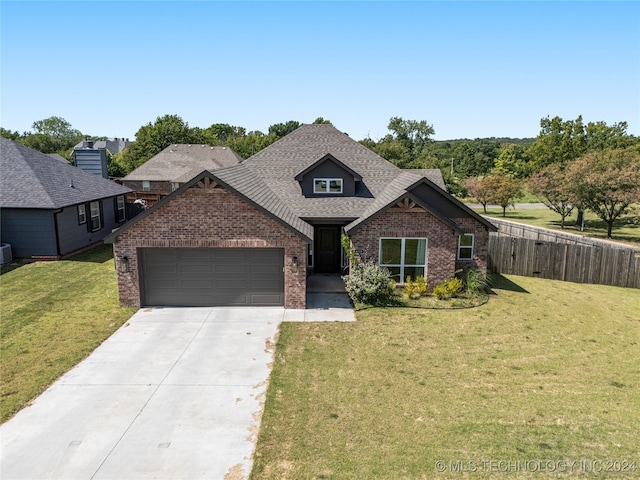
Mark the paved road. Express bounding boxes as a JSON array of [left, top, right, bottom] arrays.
[[466, 202, 547, 210]]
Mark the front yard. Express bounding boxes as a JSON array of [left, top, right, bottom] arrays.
[[251, 275, 640, 479], [0, 245, 137, 423]]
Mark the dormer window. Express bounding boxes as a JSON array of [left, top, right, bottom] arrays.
[[314, 178, 343, 194]]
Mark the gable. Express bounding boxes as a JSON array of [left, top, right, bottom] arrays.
[[105, 169, 313, 244], [408, 181, 497, 231], [294, 154, 362, 198]]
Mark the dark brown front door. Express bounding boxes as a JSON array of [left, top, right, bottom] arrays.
[[315, 225, 341, 273]]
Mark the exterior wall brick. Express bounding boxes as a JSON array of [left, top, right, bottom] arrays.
[[453, 217, 490, 273], [113, 184, 307, 309], [349, 208, 490, 288]]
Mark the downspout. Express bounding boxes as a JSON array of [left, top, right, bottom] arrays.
[[53, 209, 63, 257]]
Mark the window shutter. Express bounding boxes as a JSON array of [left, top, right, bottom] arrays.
[[85, 203, 92, 232]]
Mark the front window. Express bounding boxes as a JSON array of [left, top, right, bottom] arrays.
[[77, 204, 86, 224], [90, 201, 101, 231], [379, 238, 427, 283], [116, 195, 125, 222], [458, 234, 475, 260], [313, 178, 343, 194], [171, 182, 180, 192], [142, 181, 150, 192]]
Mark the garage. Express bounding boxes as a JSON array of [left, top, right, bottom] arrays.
[[140, 248, 284, 307]]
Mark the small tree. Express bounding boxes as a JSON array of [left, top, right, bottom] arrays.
[[464, 176, 492, 213], [484, 174, 523, 217], [528, 164, 574, 228], [565, 148, 640, 238]]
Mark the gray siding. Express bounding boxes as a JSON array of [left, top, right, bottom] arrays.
[[56, 197, 126, 255], [412, 183, 470, 218], [1, 195, 127, 258], [299, 162, 357, 197], [74, 149, 108, 178], [0, 209, 57, 257]]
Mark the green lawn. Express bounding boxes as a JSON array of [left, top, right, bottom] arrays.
[[251, 275, 640, 479], [476, 207, 640, 247], [0, 245, 137, 423]]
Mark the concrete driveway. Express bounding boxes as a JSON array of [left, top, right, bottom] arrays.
[[0, 307, 284, 480]]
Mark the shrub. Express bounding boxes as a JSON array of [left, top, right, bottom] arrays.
[[342, 261, 394, 306], [434, 277, 464, 300], [404, 275, 428, 299], [462, 269, 490, 294]]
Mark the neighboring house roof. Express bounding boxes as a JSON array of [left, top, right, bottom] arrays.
[[123, 144, 244, 182], [106, 124, 494, 242], [74, 139, 132, 155], [1, 137, 131, 209]]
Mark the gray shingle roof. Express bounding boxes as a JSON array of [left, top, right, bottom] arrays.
[[105, 124, 493, 242], [1, 138, 131, 209], [105, 169, 313, 244], [344, 171, 463, 234], [234, 124, 446, 220], [123, 144, 243, 182], [74, 139, 132, 155]]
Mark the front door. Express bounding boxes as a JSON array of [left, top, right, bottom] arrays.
[[314, 225, 341, 273]]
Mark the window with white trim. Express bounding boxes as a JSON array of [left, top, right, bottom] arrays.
[[142, 181, 150, 192], [116, 195, 126, 222], [89, 201, 101, 231], [171, 182, 180, 192], [77, 204, 86, 224], [458, 234, 474, 260], [313, 178, 343, 194], [379, 238, 427, 283]]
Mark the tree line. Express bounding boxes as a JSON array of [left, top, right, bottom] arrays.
[[3, 113, 638, 238]]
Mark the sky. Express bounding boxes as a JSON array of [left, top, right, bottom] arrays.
[[1, 1, 639, 142]]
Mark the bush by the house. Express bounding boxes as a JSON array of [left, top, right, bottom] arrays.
[[404, 275, 428, 299], [342, 261, 394, 306], [461, 269, 491, 294], [434, 277, 464, 300]]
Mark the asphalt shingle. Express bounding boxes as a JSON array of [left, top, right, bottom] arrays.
[[123, 144, 243, 182], [1, 138, 131, 209]]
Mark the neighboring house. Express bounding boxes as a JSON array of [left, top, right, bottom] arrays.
[[73, 138, 131, 156], [1, 138, 131, 259], [121, 144, 243, 205], [73, 138, 132, 178], [105, 124, 496, 309]]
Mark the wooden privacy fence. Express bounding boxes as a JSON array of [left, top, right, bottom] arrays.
[[486, 218, 640, 289]]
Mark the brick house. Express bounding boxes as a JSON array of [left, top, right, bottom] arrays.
[[105, 124, 496, 309], [121, 144, 243, 206]]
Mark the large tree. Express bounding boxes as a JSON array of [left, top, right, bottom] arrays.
[[526, 115, 637, 174], [565, 148, 640, 238], [226, 131, 277, 159], [118, 114, 200, 172], [526, 115, 588, 171], [528, 164, 574, 228], [268, 120, 301, 139], [387, 116, 435, 154]]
